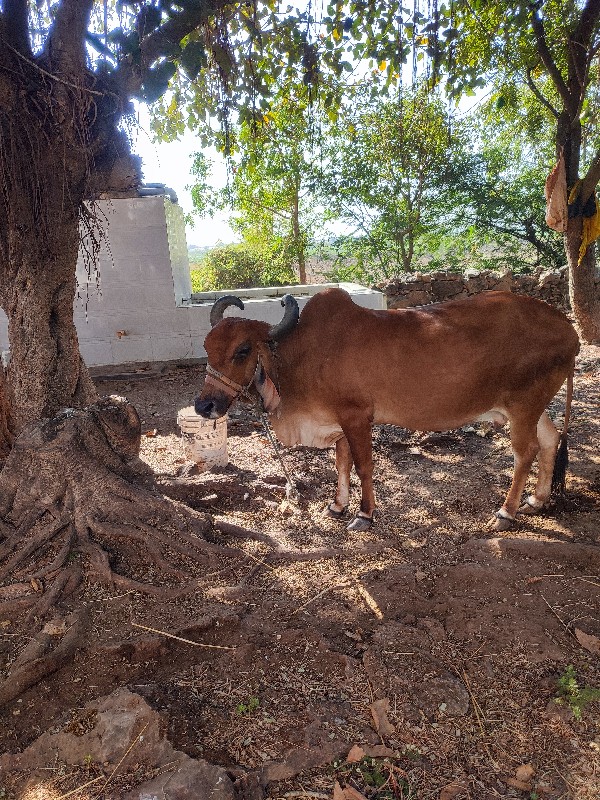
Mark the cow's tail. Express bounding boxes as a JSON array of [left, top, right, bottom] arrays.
[[551, 364, 575, 495]]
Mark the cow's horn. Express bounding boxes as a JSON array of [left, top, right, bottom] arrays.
[[210, 295, 244, 327], [268, 294, 299, 341]]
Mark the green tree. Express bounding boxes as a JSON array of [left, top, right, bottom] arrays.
[[320, 81, 473, 280], [321, 0, 600, 338], [0, 1, 323, 452], [449, 0, 600, 339], [190, 241, 297, 291], [190, 86, 325, 284], [470, 93, 565, 271]]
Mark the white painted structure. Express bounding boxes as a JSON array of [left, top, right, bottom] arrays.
[[0, 195, 385, 368]]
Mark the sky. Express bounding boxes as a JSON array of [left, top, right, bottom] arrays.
[[130, 105, 236, 248]]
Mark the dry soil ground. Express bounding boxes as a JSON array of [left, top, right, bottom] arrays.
[[1, 345, 599, 800]]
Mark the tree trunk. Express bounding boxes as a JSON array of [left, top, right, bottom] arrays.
[[291, 189, 307, 284], [0, 366, 13, 459], [2, 212, 97, 433], [565, 216, 600, 343], [0, 39, 223, 704]]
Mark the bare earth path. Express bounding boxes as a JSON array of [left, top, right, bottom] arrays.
[[1, 345, 599, 799]]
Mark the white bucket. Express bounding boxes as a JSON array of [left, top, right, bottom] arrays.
[[177, 407, 228, 470]]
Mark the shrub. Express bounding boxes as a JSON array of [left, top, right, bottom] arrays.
[[191, 243, 297, 292]]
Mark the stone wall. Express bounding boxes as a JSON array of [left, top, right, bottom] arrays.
[[381, 267, 570, 310]]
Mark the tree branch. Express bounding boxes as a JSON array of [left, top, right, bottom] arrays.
[[44, 0, 94, 74], [568, 0, 600, 117], [581, 149, 600, 203], [116, 0, 233, 95], [1, 0, 31, 57], [573, 0, 600, 46], [525, 67, 559, 118], [530, 4, 573, 113]]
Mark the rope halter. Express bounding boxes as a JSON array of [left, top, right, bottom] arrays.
[[204, 363, 256, 402], [203, 359, 298, 502]]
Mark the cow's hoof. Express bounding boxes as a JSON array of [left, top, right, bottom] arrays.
[[518, 496, 545, 515], [490, 511, 515, 531], [325, 503, 347, 520], [347, 514, 373, 532]]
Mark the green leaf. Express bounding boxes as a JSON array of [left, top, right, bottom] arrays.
[[180, 40, 207, 79], [137, 5, 163, 36], [141, 61, 177, 103]]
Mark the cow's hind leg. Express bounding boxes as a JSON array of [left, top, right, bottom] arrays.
[[494, 413, 540, 531], [326, 435, 352, 520], [519, 411, 560, 515]]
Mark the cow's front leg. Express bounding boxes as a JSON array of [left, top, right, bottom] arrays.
[[341, 416, 375, 532], [326, 435, 353, 520]]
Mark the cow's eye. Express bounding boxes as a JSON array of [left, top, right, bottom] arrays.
[[232, 343, 251, 362]]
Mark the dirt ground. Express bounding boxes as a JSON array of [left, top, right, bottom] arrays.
[[1, 344, 599, 800]]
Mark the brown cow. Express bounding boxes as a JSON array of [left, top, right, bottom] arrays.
[[195, 288, 579, 531]]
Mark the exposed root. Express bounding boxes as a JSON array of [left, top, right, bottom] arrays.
[[0, 397, 239, 705], [0, 595, 36, 618], [0, 515, 70, 582], [0, 609, 88, 707], [213, 519, 286, 547], [25, 564, 82, 622]]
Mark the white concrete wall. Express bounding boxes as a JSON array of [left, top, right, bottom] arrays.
[[71, 196, 201, 366], [0, 196, 385, 368]]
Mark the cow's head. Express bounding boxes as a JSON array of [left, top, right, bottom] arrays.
[[194, 294, 299, 419]]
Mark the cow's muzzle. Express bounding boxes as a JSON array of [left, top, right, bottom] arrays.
[[194, 393, 230, 419], [194, 364, 253, 419]]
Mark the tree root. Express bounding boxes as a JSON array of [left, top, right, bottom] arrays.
[[0, 609, 88, 707], [0, 397, 391, 704], [0, 397, 241, 705]]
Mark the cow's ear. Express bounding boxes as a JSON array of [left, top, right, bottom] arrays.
[[254, 361, 281, 412]]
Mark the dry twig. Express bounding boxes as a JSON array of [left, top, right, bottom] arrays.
[[131, 622, 236, 650]]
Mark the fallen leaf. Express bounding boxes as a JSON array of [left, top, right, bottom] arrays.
[[369, 698, 395, 736], [345, 744, 366, 763], [515, 763, 535, 783], [363, 744, 395, 759], [43, 620, 68, 636], [333, 781, 345, 800], [342, 787, 368, 800], [440, 783, 465, 800], [504, 777, 531, 791], [145, 429, 158, 437], [575, 628, 600, 656], [278, 500, 294, 515], [30, 578, 43, 592]]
